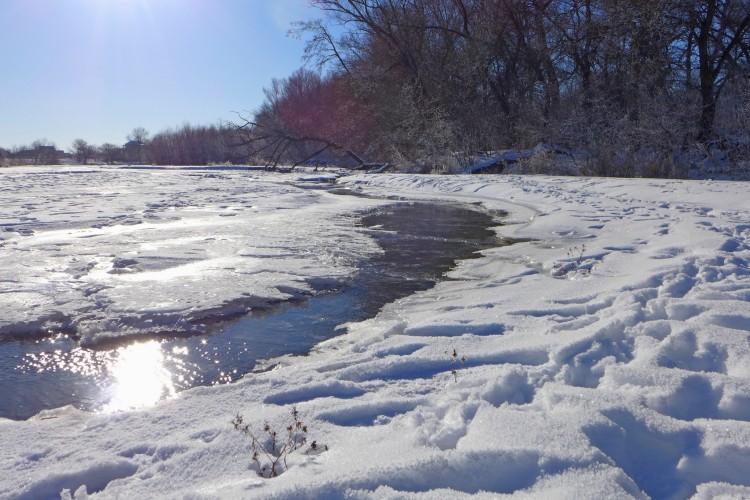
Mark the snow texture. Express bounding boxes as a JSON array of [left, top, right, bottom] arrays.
[[2, 167, 750, 499], [0, 167, 382, 346]]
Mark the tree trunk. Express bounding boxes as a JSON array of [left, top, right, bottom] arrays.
[[697, 0, 717, 143]]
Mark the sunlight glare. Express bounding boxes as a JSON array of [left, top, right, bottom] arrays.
[[104, 340, 177, 413]]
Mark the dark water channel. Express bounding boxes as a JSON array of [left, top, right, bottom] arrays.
[[0, 202, 500, 420]]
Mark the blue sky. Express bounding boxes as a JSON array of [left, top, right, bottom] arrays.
[[0, 0, 319, 150]]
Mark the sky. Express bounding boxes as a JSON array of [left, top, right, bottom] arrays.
[[0, 0, 321, 150]]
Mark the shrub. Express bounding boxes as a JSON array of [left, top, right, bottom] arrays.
[[450, 348, 466, 382], [232, 406, 327, 478]]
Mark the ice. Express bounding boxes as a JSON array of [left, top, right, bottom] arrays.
[[0, 166, 384, 345], [2, 169, 750, 498]]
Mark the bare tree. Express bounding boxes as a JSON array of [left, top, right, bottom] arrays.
[[127, 127, 150, 143], [233, 69, 376, 167], [99, 143, 121, 164], [296, 0, 565, 154], [147, 122, 236, 165], [259, 0, 750, 174], [678, 0, 750, 142], [71, 139, 93, 165]]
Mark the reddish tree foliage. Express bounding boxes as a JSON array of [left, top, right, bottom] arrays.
[[236, 69, 377, 167], [275, 70, 372, 157]]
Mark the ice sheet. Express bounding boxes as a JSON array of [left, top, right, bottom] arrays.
[[0, 166, 383, 345]]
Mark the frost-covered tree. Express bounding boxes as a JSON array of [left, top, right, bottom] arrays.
[[675, 0, 750, 142], [252, 0, 750, 174]]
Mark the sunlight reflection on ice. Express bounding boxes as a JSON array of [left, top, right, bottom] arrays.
[[103, 341, 177, 413]]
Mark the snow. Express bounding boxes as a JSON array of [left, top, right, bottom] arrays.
[[2, 167, 750, 498], [0, 166, 383, 345]]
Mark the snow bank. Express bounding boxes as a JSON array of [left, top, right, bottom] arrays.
[[2, 170, 750, 498]]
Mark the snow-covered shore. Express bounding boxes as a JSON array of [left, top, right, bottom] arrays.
[[2, 170, 750, 498]]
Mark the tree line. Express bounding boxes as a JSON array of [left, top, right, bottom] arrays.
[[140, 124, 247, 165], [1, 124, 248, 167], [238, 0, 750, 176]]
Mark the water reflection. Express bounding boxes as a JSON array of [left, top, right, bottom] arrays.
[[13, 337, 188, 416], [103, 341, 177, 413]]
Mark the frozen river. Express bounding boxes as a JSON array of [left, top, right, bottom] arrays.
[[0, 167, 499, 419], [3, 171, 750, 498]]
